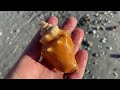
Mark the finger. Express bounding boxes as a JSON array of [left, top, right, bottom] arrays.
[[65, 50, 88, 79], [71, 28, 84, 55], [46, 16, 58, 25], [20, 16, 58, 61], [61, 17, 77, 34]]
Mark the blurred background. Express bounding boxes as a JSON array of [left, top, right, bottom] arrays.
[[0, 11, 120, 79]]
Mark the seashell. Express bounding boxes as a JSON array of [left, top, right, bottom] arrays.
[[40, 21, 78, 73]]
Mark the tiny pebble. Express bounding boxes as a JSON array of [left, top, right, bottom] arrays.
[[85, 69, 90, 74], [83, 38, 87, 42], [104, 18, 108, 22], [104, 12, 107, 15], [86, 47, 91, 51], [92, 53, 99, 57], [6, 37, 10, 40], [98, 18, 103, 23], [93, 20, 98, 25], [100, 38, 107, 43], [94, 13, 99, 17], [14, 23, 18, 26], [96, 26, 100, 30], [111, 15, 114, 17], [106, 46, 112, 50], [113, 72, 118, 77], [107, 20, 111, 23], [102, 23, 106, 26], [101, 51, 105, 55], [109, 13, 113, 16], [97, 77, 100, 79], [16, 29, 20, 33], [10, 31, 13, 34], [97, 45, 102, 48], [111, 33, 115, 37], [87, 41, 93, 47], [92, 30, 97, 34], [91, 75, 95, 79], [99, 17, 103, 20], [32, 24, 35, 27], [85, 31, 88, 34], [108, 11, 111, 13], [100, 26, 105, 30], [83, 77, 87, 79], [0, 32, 2, 36], [9, 42, 12, 45], [93, 61, 97, 65], [97, 45, 100, 48], [86, 14, 90, 17], [96, 35, 99, 37]]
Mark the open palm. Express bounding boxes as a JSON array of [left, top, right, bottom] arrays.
[[5, 16, 88, 79]]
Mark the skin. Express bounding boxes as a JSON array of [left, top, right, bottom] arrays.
[[5, 16, 88, 79]]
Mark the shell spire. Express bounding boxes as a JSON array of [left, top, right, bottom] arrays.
[[40, 21, 60, 45]]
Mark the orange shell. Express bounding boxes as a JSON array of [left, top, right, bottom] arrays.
[[40, 21, 78, 73]]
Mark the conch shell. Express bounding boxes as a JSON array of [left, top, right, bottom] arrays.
[[40, 21, 78, 73]]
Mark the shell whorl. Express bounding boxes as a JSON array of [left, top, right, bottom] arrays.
[[40, 21, 60, 45]]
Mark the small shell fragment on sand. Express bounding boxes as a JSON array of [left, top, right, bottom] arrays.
[[104, 12, 107, 15], [94, 13, 99, 17], [87, 41, 93, 47], [113, 72, 118, 77], [0, 32, 2, 36], [106, 46, 112, 50], [86, 47, 91, 51], [93, 61, 97, 65], [92, 30, 97, 34], [100, 26, 105, 30], [92, 53, 99, 57], [100, 38, 107, 43], [85, 69, 90, 74], [91, 75, 95, 79]]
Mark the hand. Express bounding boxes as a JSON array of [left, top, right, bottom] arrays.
[[5, 16, 88, 79]]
